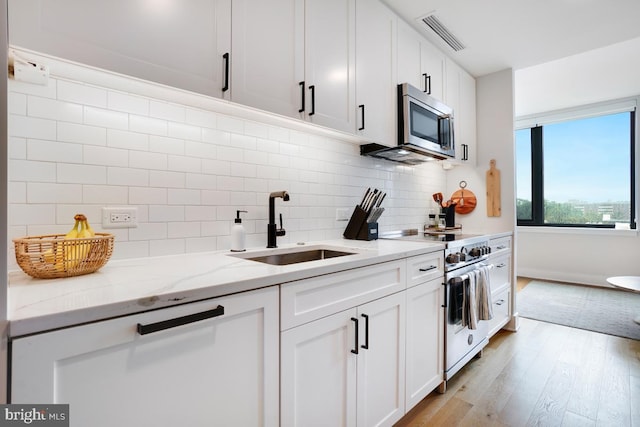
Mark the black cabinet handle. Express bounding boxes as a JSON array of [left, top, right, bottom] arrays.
[[423, 73, 431, 94], [358, 104, 365, 130], [222, 53, 230, 92], [441, 282, 447, 308], [419, 265, 437, 272], [351, 317, 359, 354], [361, 313, 369, 349], [137, 305, 224, 335], [309, 85, 315, 116], [299, 81, 305, 113], [497, 263, 506, 268], [495, 299, 505, 306], [462, 144, 469, 161]]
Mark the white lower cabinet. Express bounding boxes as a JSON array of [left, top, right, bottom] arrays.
[[10, 286, 279, 427], [405, 277, 444, 409], [281, 291, 406, 427]]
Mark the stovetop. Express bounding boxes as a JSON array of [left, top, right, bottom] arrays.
[[380, 229, 486, 248]]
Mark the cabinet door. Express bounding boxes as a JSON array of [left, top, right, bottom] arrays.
[[405, 278, 444, 410], [231, 0, 304, 117], [281, 308, 358, 427], [446, 59, 477, 165], [420, 41, 445, 101], [355, 0, 396, 144], [8, 0, 232, 98], [489, 252, 512, 294], [11, 287, 279, 427], [396, 20, 422, 89], [356, 292, 406, 427], [304, 0, 356, 132]]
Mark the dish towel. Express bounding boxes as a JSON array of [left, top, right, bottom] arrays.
[[476, 265, 494, 321], [462, 270, 479, 329]]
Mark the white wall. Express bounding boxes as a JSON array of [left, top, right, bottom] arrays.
[[515, 40, 640, 286], [6, 49, 448, 270], [446, 69, 515, 235]]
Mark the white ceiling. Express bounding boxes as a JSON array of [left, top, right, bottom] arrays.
[[382, 0, 640, 77]]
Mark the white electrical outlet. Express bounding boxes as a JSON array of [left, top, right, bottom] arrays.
[[102, 207, 138, 229], [336, 208, 351, 221]]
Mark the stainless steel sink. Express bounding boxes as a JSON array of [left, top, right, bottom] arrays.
[[230, 246, 359, 266]]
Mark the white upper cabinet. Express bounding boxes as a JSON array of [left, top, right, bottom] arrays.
[[230, 0, 304, 117], [8, 0, 232, 99], [446, 59, 477, 165], [304, 0, 357, 132], [396, 19, 445, 101], [355, 0, 397, 145], [231, 0, 356, 133]]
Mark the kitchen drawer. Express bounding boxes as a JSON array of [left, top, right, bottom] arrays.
[[489, 252, 511, 293], [488, 287, 510, 337], [489, 235, 512, 256], [280, 260, 405, 330], [406, 251, 444, 288]]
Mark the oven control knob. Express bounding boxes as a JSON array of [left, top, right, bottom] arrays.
[[469, 247, 481, 257], [446, 253, 460, 264]]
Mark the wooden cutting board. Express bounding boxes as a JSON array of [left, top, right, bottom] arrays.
[[451, 188, 477, 214], [486, 159, 501, 217]]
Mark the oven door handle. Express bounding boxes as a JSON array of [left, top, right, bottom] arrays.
[[441, 281, 448, 308]]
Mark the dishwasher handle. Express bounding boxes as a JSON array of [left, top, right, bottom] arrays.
[[137, 305, 225, 335]]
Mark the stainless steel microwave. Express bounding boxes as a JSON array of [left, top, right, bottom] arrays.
[[360, 83, 455, 165]]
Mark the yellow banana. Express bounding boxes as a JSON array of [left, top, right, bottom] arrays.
[[84, 217, 96, 237], [66, 220, 80, 238], [43, 214, 94, 272]]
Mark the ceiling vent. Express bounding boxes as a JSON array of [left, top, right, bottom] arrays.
[[421, 14, 466, 52]]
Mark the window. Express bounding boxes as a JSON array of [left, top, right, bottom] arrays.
[[516, 108, 636, 229]]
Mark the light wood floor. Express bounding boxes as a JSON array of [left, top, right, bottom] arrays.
[[395, 277, 640, 427]]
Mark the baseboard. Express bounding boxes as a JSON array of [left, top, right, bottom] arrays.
[[517, 268, 614, 288]]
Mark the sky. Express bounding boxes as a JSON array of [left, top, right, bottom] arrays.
[[516, 111, 632, 204]]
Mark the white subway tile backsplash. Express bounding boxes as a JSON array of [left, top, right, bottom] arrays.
[[168, 222, 201, 239], [108, 91, 150, 115], [84, 106, 129, 130], [149, 170, 186, 189], [7, 50, 447, 268], [9, 92, 27, 115], [27, 183, 83, 204], [9, 160, 56, 183], [168, 189, 200, 205], [107, 167, 149, 187], [58, 80, 107, 108], [168, 155, 201, 173], [186, 108, 216, 129], [28, 96, 83, 123], [108, 129, 149, 151], [149, 205, 185, 222], [130, 115, 168, 136], [58, 122, 107, 146], [149, 135, 185, 155], [129, 150, 168, 170], [129, 187, 168, 205], [57, 164, 107, 185], [27, 139, 83, 164], [81, 185, 129, 204], [168, 122, 201, 141], [84, 145, 129, 167], [10, 115, 57, 140], [150, 100, 186, 122]]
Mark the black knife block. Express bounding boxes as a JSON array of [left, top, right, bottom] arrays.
[[343, 206, 378, 241]]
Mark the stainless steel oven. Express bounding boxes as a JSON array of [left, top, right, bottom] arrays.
[[382, 230, 494, 392]]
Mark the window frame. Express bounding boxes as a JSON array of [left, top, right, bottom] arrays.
[[515, 100, 637, 230]]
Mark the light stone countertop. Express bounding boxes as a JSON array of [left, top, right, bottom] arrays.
[[8, 238, 445, 338]]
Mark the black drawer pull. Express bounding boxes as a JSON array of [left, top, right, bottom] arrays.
[[496, 263, 506, 268], [361, 313, 369, 350], [351, 317, 359, 354], [137, 305, 225, 335], [419, 265, 437, 272], [495, 299, 505, 306], [497, 245, 507, 250]]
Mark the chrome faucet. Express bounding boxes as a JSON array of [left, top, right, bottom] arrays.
[[267, 191, 289, 248]]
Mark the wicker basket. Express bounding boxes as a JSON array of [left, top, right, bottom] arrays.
[[13, 233, 115, 279]]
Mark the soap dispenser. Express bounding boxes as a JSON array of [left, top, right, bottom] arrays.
[[231, 210, 248, 252]]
